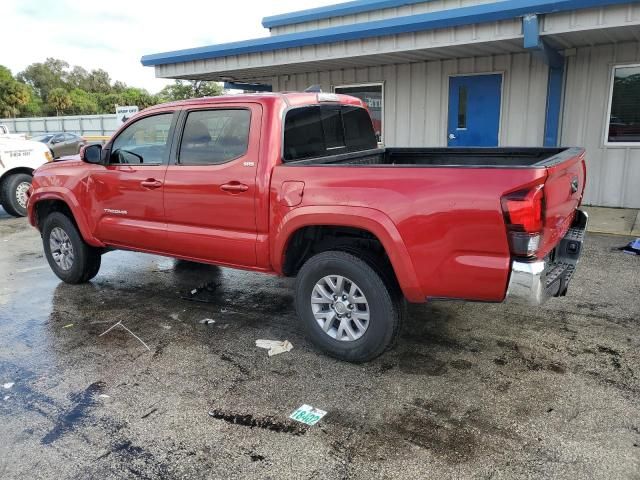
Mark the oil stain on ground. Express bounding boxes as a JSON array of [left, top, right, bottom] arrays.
[[398, 352, 448, 376], [41, 381, 106, 445], [208, 409, 307, 435]]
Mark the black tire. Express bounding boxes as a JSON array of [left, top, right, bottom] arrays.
[[42, 212, 101, 284], [0, 173, 32, 217], [295, 250, 402, 362]]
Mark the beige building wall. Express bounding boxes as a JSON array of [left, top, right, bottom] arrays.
[[562, 41, 640, 207], [272, 51, 549, 148]]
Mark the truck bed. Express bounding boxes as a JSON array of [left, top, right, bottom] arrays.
[[273, 144, 585, 302], [284, 147, 580, 169]]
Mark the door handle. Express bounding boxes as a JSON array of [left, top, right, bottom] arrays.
[[221, 182, 249, 193], [140, 178, 163, 189], [570, 177, 579, 194]]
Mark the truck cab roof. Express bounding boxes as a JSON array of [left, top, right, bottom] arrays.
[[141, 92, 367, 113]]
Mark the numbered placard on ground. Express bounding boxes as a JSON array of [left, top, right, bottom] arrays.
[[289, 404, 327, 426]]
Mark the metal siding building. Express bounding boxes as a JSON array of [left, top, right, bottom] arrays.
[[142, 0, 640, 208]]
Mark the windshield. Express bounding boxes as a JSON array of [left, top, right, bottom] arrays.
[[33, 135, 53, 142]]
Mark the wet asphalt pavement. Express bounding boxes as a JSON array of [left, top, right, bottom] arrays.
[[0, 207, 638, 479]]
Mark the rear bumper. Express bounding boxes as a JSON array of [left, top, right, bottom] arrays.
[[505, 209, 588, 306]]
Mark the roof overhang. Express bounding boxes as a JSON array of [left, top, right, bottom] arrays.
[[262, 0, 443, 29], [141, 0, 633, 66], [143, 0, 640, 82]]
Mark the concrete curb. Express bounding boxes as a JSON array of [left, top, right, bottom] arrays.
[[632, 211, 640, 237], [583, 206, 639, 237]]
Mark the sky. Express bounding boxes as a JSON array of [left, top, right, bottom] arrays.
[[0, 0, 339, 93]]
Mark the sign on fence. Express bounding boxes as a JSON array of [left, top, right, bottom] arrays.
[[116, 106, 139, 126]]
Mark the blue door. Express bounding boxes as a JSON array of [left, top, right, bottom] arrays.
[[448, 74, 502, 147]]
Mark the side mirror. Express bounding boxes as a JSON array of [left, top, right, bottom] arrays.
[[81, 144, 103, 164]]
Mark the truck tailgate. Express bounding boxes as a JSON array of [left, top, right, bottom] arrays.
[[539, 149, 586, 259]]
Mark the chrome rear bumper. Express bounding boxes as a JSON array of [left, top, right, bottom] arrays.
[[505, 210, 588, 306]]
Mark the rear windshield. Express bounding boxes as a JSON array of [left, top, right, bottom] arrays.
[[283, 105, 377, 162]]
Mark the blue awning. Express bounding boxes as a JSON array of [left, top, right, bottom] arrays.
[[141, 0, 633, 67]]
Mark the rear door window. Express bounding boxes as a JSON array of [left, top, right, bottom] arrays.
[[179, 109, 251, 165], [283, 105, 377, 162]]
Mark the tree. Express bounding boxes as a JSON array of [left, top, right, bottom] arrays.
[[0, 66, 32, 118], [0, 79, 31, 118], [68, 88, 99, 115], [112, 80, 127, 93], [19, 87, 44, 117], [67, 66, 90, 90], [94, 92, 122, 113], [159, 80, 223, 101], [120, 87, 160, 110], [17, 58, 69, 99], [47, 88, 72, 116], [0, 65, 13, 83], [85, 69, 112, 94], [2, 59, 173, 118]]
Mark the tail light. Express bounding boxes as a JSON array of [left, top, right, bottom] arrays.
[[501, 185, 544, 257]]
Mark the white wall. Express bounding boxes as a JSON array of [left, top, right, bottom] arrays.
[[272, 51, 549, 148], [0, 114, 118, 137], [562, 41, 640, 208]]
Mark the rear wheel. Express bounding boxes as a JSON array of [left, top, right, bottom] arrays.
[[42, 212, 101, 283], [1, 173, 32, 217], [295, 251, 402, 362]]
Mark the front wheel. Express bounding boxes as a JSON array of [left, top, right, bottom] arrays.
[[0, 172, 32, 217], [42, 212, 101, 283], [295, 251, 402, 362]]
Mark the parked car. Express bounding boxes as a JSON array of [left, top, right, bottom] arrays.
[[27, 93, 587, 362], [32, 132, 86, 158], [0, 137, 53, 216]]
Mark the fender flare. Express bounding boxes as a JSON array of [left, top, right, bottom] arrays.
[[28, 188, 105, 247], [273, 205, 424, 302]]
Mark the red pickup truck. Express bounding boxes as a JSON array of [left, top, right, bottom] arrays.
[[27, 92, 587, 362]]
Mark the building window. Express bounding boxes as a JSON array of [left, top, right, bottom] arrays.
[[334, 83, 384, 142], [457, 85, 468, 129], [606, 64, 640, 144]]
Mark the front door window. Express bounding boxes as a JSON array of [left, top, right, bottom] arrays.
[[111, 114, 173, 165]]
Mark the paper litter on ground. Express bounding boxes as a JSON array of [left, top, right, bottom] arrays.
[[3, 382, 14, 389], [199, 318, 215, 325], [255, 339, 293, 356]]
